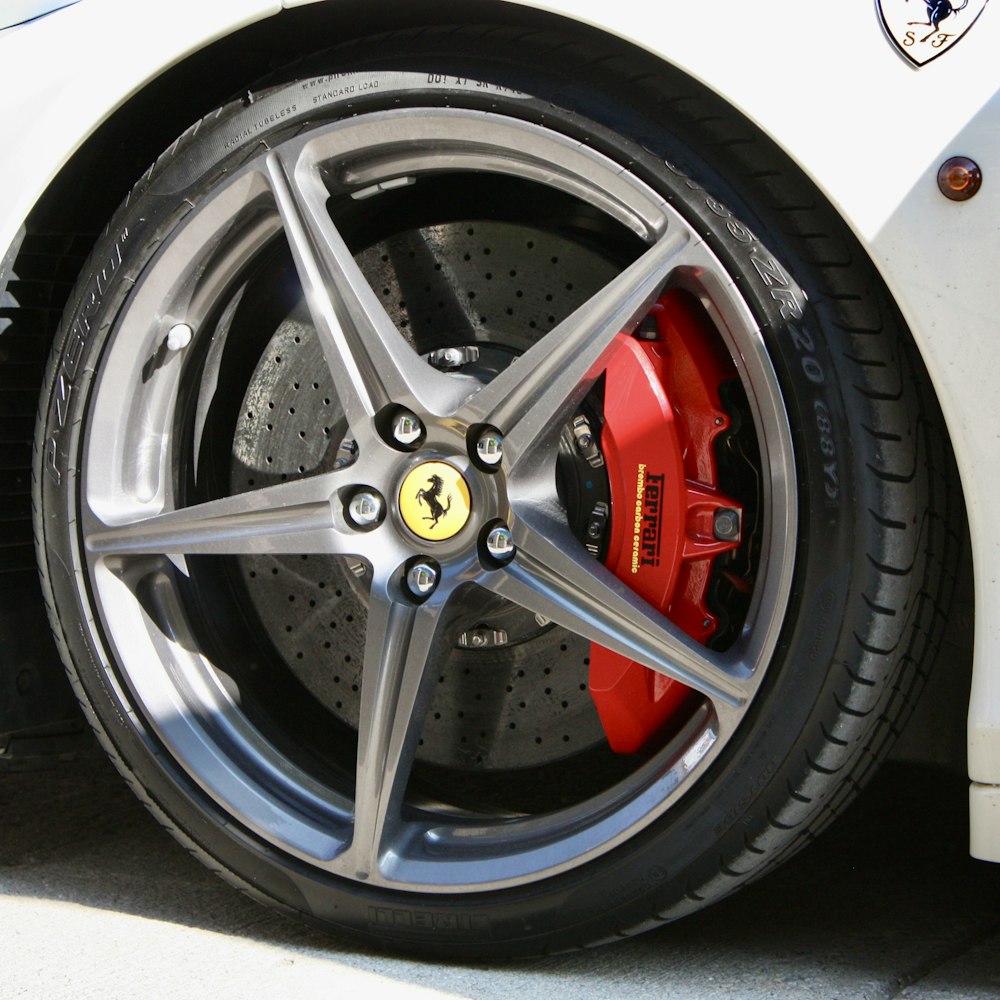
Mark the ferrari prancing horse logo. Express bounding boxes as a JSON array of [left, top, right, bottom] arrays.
[[877, 0, 990, 66], [399, 462, 472, 542]]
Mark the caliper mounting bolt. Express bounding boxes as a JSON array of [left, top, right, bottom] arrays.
[[458, 628, 510, 648], [713, 507, 741, 542], [572, 415, 604, 469], [585, 501, 610, 557]]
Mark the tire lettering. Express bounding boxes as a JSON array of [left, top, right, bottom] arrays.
[[368, 907, 491, 936], [769, 287, 802, 321], [45, 227, 129, 485], [727, 219, 755, 244], [705, 196, 730, 219], [421, 74, 523, 95], [712, 758, 778, 835], [62, 314, 90, 381], [815, 401, 840, 500], [824, 462, 839, 499], [54, 372, 73, 430], [750, 254, 788, 289], [787, 323, 814, 353], [44, 436, 61, 485], [802, 356, 824, 384], [95, 239, 125, 298], [314, 86, 354, 102], [687, 183, 837, 507], [224, 105, 300, 149], [304, 76, 380, 104]]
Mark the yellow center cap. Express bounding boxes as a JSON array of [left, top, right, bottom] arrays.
[[399, 462, 472, 542]]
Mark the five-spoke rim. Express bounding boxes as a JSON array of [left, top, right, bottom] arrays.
[[75, 108, 796, 891]]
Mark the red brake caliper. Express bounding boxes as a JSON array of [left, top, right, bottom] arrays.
[[589, 291, 742, 753]]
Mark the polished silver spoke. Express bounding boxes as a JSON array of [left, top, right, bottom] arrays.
[[349, 581, 446, 882], [84, 472, 360, 557], [485, 507, 750, 709], [461, 229, 690, 466], [263, 150, 462, 427]]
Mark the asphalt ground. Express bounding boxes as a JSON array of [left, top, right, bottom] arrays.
[[2, 743, 999, 1000]]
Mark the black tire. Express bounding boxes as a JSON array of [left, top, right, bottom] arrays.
[[34, 26, 956, 957]]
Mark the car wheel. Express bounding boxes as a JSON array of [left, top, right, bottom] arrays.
[[35, 27, 955, 956]]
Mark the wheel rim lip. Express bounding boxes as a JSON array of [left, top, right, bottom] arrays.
[[72, 107, 797, 891]]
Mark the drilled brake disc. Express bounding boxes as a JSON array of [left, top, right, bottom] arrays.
[[230, 220, 619, 769]]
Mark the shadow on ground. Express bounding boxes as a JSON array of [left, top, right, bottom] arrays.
[[2, 743, 999, 999]]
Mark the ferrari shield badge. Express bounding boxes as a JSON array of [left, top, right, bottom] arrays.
[[877, 0, 991, 65]]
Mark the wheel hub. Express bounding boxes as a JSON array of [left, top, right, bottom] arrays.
[[231, 224, 614, 770]]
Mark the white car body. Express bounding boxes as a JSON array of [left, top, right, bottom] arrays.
[[1, 0, 998, 858]]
